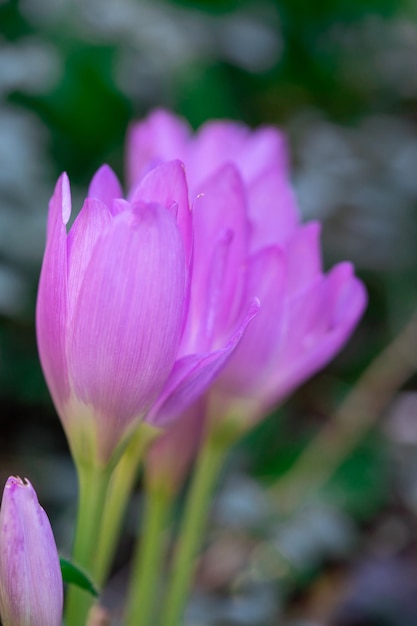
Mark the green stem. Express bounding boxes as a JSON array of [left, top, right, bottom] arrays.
[[160, 423, 231, 626], [94, 423, 159, 586], [64, 463, 111, 626], [125, 481, 173, 626]]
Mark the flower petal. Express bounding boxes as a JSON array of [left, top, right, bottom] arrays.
[[129, 160, 192, 265], [126, 109, 190, 187], [88, 164, 123, 209], [183, 165, 249, 351], [147, 299, 259, 428], [247, 167, 299, 252], [68, 203, 187, 453], [217, 247, 286, 393], [187, 121, 249, 189], [285, 222, 323, 295], [36, 174, 70, 412], [264, 262, 367, 408], [188, 122, 288, 192], [236, 126, 289, 183], [67, 197, 112, 319], [0, 477, 63, 626]]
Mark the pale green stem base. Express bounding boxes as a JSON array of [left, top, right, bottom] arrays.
[[160, 422, 233, 626], [64, 464, 111, 626], [94, 423, 160, 586], [125, 480, 173, 626]]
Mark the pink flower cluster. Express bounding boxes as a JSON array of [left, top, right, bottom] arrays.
[[36, 110, 366, 467]]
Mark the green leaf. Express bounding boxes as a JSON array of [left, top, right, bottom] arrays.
[[60, 558, 99, 597]]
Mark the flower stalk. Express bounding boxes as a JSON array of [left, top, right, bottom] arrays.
[[125, 479, 173, 626], [65, 463, 112, 626], [160, 416, 240, 626], [95, 422, 160, 586]]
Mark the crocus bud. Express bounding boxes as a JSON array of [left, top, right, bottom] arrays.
[[36, 172, 188, 467], [0, 477, 63, 626]]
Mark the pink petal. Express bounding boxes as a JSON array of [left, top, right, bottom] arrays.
[[67, 197, 112, 318], [67, 203, 187, 459], [36, 174, 71, 412], [187, 121, 249, 189], [234, 126, 290, 183], [247, 167, 299, 252], [324, 262, 367, 331], [111, 198, 131, 215], [180, 230, 231, 353], [0, 477, 63, 626], [285, 222, 323, 295], [126, 109, 190, 187], [187, 123, 289, 192], [129, 160, 192, 265], [147, 299, 260, 427], [217, 247, 286, 393], [264, 262, 367, 408], [183, 165, 249, 351], [88, 164, 123, 209]]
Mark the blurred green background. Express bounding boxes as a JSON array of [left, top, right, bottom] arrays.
[[1, 0, 417, 624]]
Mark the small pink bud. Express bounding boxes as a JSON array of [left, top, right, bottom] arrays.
[[0, 477, 63, 626]]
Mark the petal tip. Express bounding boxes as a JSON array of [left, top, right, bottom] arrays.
[[60, 172, 71, 225]]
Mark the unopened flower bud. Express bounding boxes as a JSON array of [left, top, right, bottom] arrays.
[[0, 477, 63, 626]]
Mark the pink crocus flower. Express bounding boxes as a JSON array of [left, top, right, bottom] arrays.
[[0, 477, 63, 626], [36, 160, 257, 467], [127, 110, 367, 427]]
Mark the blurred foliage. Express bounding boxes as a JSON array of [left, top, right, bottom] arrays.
[[12, 44, 132, 180]]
